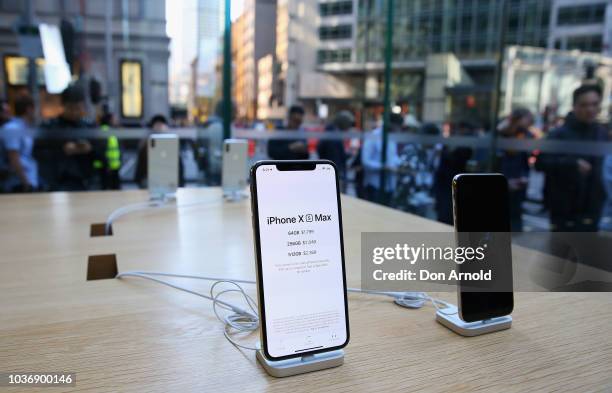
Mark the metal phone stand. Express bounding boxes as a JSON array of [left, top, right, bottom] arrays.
[[436, 304, 512, 337], [256, 346, 344, 378]]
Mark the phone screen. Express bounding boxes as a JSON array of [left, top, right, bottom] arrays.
[[453, 174, 514, 322], [251, 161, 349, 360]]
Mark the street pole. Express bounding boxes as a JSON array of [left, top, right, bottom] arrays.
[[489, 0, 509, 171], [24, 0, 39, 122], [222, 0, 232, 140], [379, 0, 394, 204]]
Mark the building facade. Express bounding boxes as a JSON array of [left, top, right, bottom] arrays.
[[271, 0, 320, 121], [169, 0, 198, 109], [232, 11, 248, 119], [310, 0, 557, 127], [501, 45, 612, 121], [548, 0, 612, 56], [190, 0, 221, 121], [256, 53, 275, 120], [231, 0, 276, 122], [252, 0, 612, 126], [0, 0, 170, 124]]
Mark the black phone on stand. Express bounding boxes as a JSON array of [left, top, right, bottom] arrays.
[[452, 173, 514, 322]]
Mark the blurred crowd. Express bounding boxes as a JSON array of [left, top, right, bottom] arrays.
[[1, 83, 611, 232], [267, 85, 612, 233], [0, 84, 196, 194], [1, 84, 117, 193]]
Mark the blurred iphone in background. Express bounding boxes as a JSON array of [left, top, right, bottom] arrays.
[[148, 134, 179, 200], [222, 139, 248, 198]]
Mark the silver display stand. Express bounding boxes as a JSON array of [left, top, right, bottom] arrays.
[[223, 190, 248, 202], [435, 304, 512, 337], [256, 347, 344, 378]]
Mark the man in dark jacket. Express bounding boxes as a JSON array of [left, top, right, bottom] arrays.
[[433, 121, 477, 225], [35, 84, 101, 191], [536, 85, 607, 232], [268, 105, 309, 160], [318, 110, 354, 186]]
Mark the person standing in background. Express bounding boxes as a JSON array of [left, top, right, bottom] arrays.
[[361, 113, 403, 203], [268, 105, 309, 160], [601, 155, 612, 231], [97, 105, 122, 190], [432, 121, 477, 225], [0, 99, 9, 184], [536, 85, 607, 232], [0, 99, 11, 127], [0, 95, 38, 192], [498, 107, 535, 231], [318, 110, 354, 188], [35, 84, 101, 191]]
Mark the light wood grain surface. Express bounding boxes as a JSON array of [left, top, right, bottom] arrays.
[[0, 188, 611, 392]]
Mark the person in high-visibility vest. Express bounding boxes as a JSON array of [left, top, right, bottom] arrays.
[[96, 123, 121, 190]]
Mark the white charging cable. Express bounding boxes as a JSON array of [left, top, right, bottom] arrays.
[[105, 200, 166, 235], [104, 198, 222, 235], [116, 271, 260, 350], [347, 288, 456, 314], [121, 271, 455, 313], [116, 270, 457, 351]]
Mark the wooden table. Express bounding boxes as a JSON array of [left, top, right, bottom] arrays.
[[1, 188, 611, 392]]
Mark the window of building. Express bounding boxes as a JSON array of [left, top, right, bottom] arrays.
[[557, 3, 607, 26], [113, 0, 143, 19], [320, 1, 353, 17], [319, 24, 353, 40], [317, 48, 352, 64], [0, 0, 23, 12], [4, 56, 45, 86], [565, 34, 603, 53], [356, 0, 552, 60], [120, 59, 143, 119]]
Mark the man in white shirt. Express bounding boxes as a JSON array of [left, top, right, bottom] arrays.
[[361, 113, 403, 203], [1, 95, 38, 192]]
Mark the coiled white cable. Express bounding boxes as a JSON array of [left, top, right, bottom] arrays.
[[209, 280, 260, 350], [122, 271, 455, 313], [116, 270, 457, 351], [116, 272, 260, 350]]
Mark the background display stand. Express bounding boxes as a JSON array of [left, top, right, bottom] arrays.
[[149, 192, 175, 203], [223, 190, 248, 202], [256, 347, 344, 377], [436, 304, 512, 337]]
